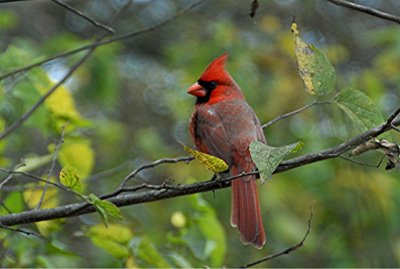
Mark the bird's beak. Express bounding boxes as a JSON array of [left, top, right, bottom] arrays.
[[187, 82, 207, 97]]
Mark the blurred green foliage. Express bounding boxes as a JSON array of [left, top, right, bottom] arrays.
[[0, 0, 399, 267]]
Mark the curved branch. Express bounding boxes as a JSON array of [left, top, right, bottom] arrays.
[[241, 209, 313, 268], [0, 0, 204, 81], [326, 0, 400, 25], [0, 50, 94, 141], [52, 0, 115, 34], [0, 113, 398, 227], [261, 100, 334, 129]]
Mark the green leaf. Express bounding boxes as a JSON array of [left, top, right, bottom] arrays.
[[168, 253, 193, 268], [291, 22, 336, 96], [0, 192, 23, 216], [336, 87, 386, 132], [250, 141, 301, 181], [59, 166, 80, 191], [58, 138, 95, 181], [132, 237, 171, 268], [184, 145, 228, 173], [182, 194, 226, 267], [87, 224, 132, 259], [15, 154, 53, 173], [86, 194, 123, 226]]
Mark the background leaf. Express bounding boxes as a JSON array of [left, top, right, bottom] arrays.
[[336, 87, 386, 133], [87, 224, 132, 259], [292, 22, 336, 95]]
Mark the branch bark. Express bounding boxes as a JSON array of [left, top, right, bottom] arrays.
[[0, 0, 204, 81], [0, 115, 398, 227], [326, 0, 400, 25]]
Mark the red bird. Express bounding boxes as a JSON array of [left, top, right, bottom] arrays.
[[188, 53, 266, 248]]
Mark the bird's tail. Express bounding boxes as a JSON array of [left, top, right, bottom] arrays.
[[230, 163, 266, 249]]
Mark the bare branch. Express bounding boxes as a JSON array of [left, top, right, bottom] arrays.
[[0, 112, 398, 226], [0, 168, 83, 199], [326, 0, 400, 25], [0, 223, 43, 237], [241, 209, 313, 268], [51, 0, 115, 34], [391, 124, 400, 133], [274, 111, 400, 173], [119, 156, 194, 188], [0, 49, 94, 141], [262, 100, 334, 129], [0, 0, 204, 82], [339, 155, 382, 168], [386, 107, 400, 125], [0, 0, 35, 3], [36, 123, 68, 209]]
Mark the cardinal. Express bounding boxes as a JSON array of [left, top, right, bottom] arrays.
[[187, 53, 266, 248]]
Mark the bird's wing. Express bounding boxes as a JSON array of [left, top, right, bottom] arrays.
[[189, 105, 232, 166]]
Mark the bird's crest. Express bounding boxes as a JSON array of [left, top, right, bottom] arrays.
[[199, 53, 232, 84]]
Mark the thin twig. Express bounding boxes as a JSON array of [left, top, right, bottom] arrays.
[[52, 0, 115, 34], [35, 123, 68, 210], [0, 168, 83, 199], [0, 202, 12, 214], [0, 174, 13, 190], [0, 223, 43, 237], [0, 0, 33, 3], [386, 107, 400, 125], [0, 0, 204, 82], [0, 50, 94, 141], [0, 112, 399, 226], [326, 0, 400, 25], [119, 156, 194, 188], [262, 100, 333, 129], [0, 163, 26, 190], [241, 209, 313, 268], [339, 155, 381, 168], [391, 123, 400, 133]]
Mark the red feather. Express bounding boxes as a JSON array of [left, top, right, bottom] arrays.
[[188, 54, 266, 248]]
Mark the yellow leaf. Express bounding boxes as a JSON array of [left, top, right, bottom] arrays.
[[23, 181, 60, 236], [184, 145, 228, 173], [58, 138, 95, 181], [59, 166, 82, 192], [291, 22, 315, 94], [35, 78, 91, 133], [291, 22, 336, 96]]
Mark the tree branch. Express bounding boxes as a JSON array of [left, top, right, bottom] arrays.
[[119, 156, 194, 188], [241, 209, 313, 268], [261, 99, 334, 129], [326, 0, 400, 25], [36, 122, 68, 209], [0, 223, 43, 237], [0, 0, 35, 3], [0, 0, 204, 81], [0, 0, 203, 140], [51, 0, 115, 34], [0, 50, 94, 141], [0, 111, 398, 227]]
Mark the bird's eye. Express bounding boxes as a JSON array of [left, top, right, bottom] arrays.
[[208, 81, 217, 90], [198, 80, 217, 91]]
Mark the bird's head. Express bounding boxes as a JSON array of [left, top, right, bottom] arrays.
[[187, 53, 243, 104]]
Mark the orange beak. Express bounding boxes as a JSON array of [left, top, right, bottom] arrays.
[[187, 82, 207, 97]]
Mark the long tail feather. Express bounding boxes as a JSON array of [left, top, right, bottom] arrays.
[[230, 165, 266, 248]]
